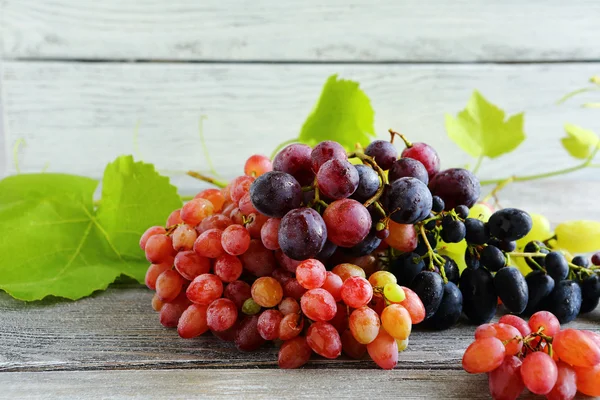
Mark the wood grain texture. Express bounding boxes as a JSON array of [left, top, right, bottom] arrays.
[[2, 61, 600, 185], [0, 369, 572, 400], [2, 0, 600, 62]]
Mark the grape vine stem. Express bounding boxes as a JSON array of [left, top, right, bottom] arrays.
[[346, 151, 389, 208], [186, 171, 228, 188], [419, 225, 448, 284]]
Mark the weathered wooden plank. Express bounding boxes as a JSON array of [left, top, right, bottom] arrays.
[[0, 369, 569, 400], [0, 281, 598, 373], [2, 0, 600, 62], [2, 62, 600, 185]]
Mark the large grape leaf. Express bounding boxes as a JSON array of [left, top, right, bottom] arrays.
[[445, 91, 526, 159], [0, 156, 182, 301]]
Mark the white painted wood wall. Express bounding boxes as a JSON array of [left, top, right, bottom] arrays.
[[1, 0, 600, 187]]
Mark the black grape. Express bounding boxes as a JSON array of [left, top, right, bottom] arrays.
[[523, 241, 549, 269], [488, 208, 533, 241], [460, 267, 497, 324], [572, 255, 590, 268], [441, 256, 460, 284], [392, 252, 425, 286], [545, 280, 582, 324], [411, 271, 445, 321], [464, 218, 489, 245], [431, 196, 445, 213], [272, 143, 315, 186], [365, 140, 398, 170], [440, 219, 466, 243], [351, 164, 380, 203], [316, 240, 337, 262], [494, 267, 529, 314], [249, 171, 302, 218], [384, 177, 432, 224], [580, 296, 600, 314], [342, 229, 382, 257], [580, 275, 600, 314], [454, 205, 470, 219], [480, 245, 506, 272], [523, 270, 555, 315], [388, 158, 429, 184], [428, 168, 480, 210], [423, 282, 463, 330], [465, 249, 480, 270], [278, 208, 327, 261], [545, 251, 569, 281]]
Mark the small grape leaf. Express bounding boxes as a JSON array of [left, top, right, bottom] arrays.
[[0, 156, 182, 301], [561, 124, 599, 159], [296, 74, 376, 151], [445, 91, 526, 159]]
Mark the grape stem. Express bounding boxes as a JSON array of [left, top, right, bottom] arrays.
[[419, 225, 448, 283], [388, 129, 412, 148], [346, 151, 389, 208], [186, 170, 228, 188], [509, 251, 596, 276], [471, 155, 484, 175]]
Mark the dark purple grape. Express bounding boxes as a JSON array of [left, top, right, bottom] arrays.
[[488, 208, 533, 242], [523, 270, 555, 315], [401, 142, 440, 179], [389, 158, 429, 184], [411, 271, 445, 320], [545, 280, 582, 323], [460, 267, 497, 324], [311, 140, 347, 172], [431, 196, 445, 213], [342, 229, 382, 257], [580, 275, 600, 314], [316, 240, 337, 261], [351, 164, 380, 203], [494, 267, 528, 314], [523, 241, 549, 269], [384, 177, 432, 224], [440, 219, 466, 243], [365, 140, 397, 170], [424, 282, 463, 330], [545, 252, 569, 281], [278, 208, 327, 261], [316, 159, 359, 200], [392, 252, 425, 286], [249, 171, 302, 218], [273, 143, 315, 186], [455, 205, 470, 219], [480, 245, 506, 272], [235, 315, 265, 352], [572, 255, 590, 268], [428, 168, 480, 210], [464, 218, 489, 245], [441, 256, 460, 284]]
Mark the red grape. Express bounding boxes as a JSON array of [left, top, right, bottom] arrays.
[[278, 336, 312, 369], [271, 267, 293, 286], [553, 328, 600, 368], [145, 262, 172, 290], [321, 271, 343, 301], [520, 351, 557, 395], [311, 140, 347, 172], [194, 188, 226, 212], [234, 315, 265, 352], [329, 302, 349, 334], [462, 337, 505, 374], [341, 329, 367, 359], [498, 314, 532, 337], [151, 293, 164, 311], [296, 259, 327, 289], [159, 294, 190, 328], [166, 209, 183, 227], [306, 321, 342, 359], [198, 214, 232, 233], [399, 286, 426, 324], [278, 297, 300, 315], [574, 364, 600, 397], [275, 249, 301, 273], [341, 276, 373, 308], [323, 199, 371, 247], [214, 254, 243, 283], [241, 239, 276, 277], [206, 298, 238, 332], [223, 280, 251, 310], [283, 279, 307, 300], [244, 154, 273, 177], [155, 269, 184, 302], [385, 221, 418, 252], [257, 310, 283, 340], [475, 323, 523, 356], [316, 159, 359, 200], [177, 304, 209, 338], [145, 234, 175, 264], [181, 198, 214, 226], [221, 224, 251, 256], [349, 306, 380, 344], [171, 224, 198, 251], [140, 226, 167, 250], [187, 274, 223, 305], [238, 193, 258, 215], [547, 362, 577, 400], [300, 288, 337, 322], [401, 142, 440, 179], [230, 175, 255, 204], [528, 311, 560, 336], [488, 355, 524, 400], [367, 328, 398, 370], [272, 143, 315, 186], [174, 251, 210, 280], [260, 218, 281, 250], [279, 313, 304, 340], [194, 228, 225, 258], [332, 263, 366, 282]]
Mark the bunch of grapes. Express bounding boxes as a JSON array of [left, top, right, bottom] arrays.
[[139, 132, 599, 369], [462, 311, 600, 399]]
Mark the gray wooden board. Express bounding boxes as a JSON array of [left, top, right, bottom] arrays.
[[2, 0, 600, 62]]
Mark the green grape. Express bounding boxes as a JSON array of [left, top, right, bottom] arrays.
[[468, 202, 494, 222], [242, 298, 261, 315], [384, 283, 405, 303], [438, 239, 467, 271], [396, 338, 409, 352], [555, 220, 600, 253], [516, 213, 553, 248]]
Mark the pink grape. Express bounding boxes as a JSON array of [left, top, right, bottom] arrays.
[[181, 198, 214, 226], [198, 214, 232, 233], [399, 286, 426, 324], [194, 188, 225, 212], [520, 351, 557, 395], [553, 328, 600, 368], [279, 313, 304, 340], [311, 140, 347, 172], [475, 323, 522, 356], [229, 207, 244, 225], [221, 224, 251, 256], [257, 310, 283, 341], [177, 304, 209, 338], [349, 306, 380, 344], [321, 271, 343, 301], [488, 356, 524, 400], [238, 193, 258, 215], [174, 251, 211, 281], [306, 322, 342, 359], [296, 259, 327, 289], [274, 249, 301, 273], [341, 276, 373, 308], [300, 288, 337, 321], [498, 314, 531, 337], [145, 234, 175, 264], [462, 337, 505, 374], [207, 298, 238, 332], [283, 279, 307, 300], [187, 274, 223, 305], [230, 175, 255, 204], [260, 218, 281, 250], [322, 199, 371, 247], [245, 212, 270, 239], [401, 141, 440, 179], [367, 328, 398, 370], [546, 362, 577, 400], [214, 254, 243, 283], [155, 269, 184, 302], [528, 311, 560, 336], [145, 263, 172, 290], [316, 159, 359, 200], [278, 297, 300, 315], [159, 294, 190, 328], [240, 239, 276, 277], [140, 226, 167, 250], [223, 280, 251, 310], [278, 336, 312, 369], [194, 228, 225, 258], [574, 364, 600, 397], [272, 143, 315, 186], [166, 209, 183, 227], [244, 154, 273, 177], [385, 221, 418, 252], [171, 224, 198, 251]]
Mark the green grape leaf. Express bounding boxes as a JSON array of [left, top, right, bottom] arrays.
[[445, 91, 526, 159], [297, 74, 376, 151], [561, 124, 599, 159], [0, 156, 182, 301]]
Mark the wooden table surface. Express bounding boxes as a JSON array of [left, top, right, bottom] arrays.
[[1, 182, 599, 399]]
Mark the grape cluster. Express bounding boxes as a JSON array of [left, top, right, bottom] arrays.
[[462, 311, 600, 398]]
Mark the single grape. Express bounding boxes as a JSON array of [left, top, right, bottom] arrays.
[[181, 198, 214, 226], [384, 283, 406, 303], [306, 321, 342, 359], [572, 255, 590, 267], [140, 226, 167, 250], [494, 267, 528, 314], [260, 218, 281, 250], [528, 311, 561, 336], [520, 351, 557, 395], [574, 364, 600, 397], [160, 293, 190, 328], [341, 276, 373, 308], [207, 298, 238, 332], [240, 239, 276, 277], [385, 221, 418, 252], [351, 164, 380, 203], [195, 188, 226, 212], [249, 171, 302, 218], [213, 254, 243, 283], [145, 234, 175, 264], [462, 337, 505, 374], [480, 245, 506, 272], [545, 252, 569, 281], [580, 275, 600, 314], [553, 328, 600, 368], [244, 154, 273, 177], [230, 175, 255, 204], [219, 224, 250, 256], [224, 280, 252, 310], [592, 252, 600, 266], [388, 158, 428, 184], [311, 140, 347, 172], [545, 280, 582, 324], [211, 322, 238, 342], [323, 199, 371, 247], [278, 208, 327, 261], [381, 304, 412, 340], [283, 279, 308, 300], [155, 269, 184, 302], [238, 193, 258, 215], [396, 338, 409, 352], [279, 313, 304, 340], [367, 328, 399, 370], [301, 288, 337, 322], [423, 282, 463, 331], [431, 196, 445, 213], [441, 256, 460, 285], [428, 168, 480, 210], [384, 177, 432, 224], [399, 286, 426, 324], [469, 202, 493, 221], [247, 212, 273, 239], [331, 263, 366, 282], [273, 143, 315, 186], [151, 294, 164, 312], [316, 240, 338, 261], [364, 140, 397, 170], [455, 205, 470, 219], [440, 219, 466, 243], [546, 362, 577, 400], [145, 263, 172, 290], [492, 239, 517, 253], [391, 252, 425, 286], [235, 315, 265, 352], [316, 159, 359, 199], [278, 336, 312, 369], [251, 277, 283, 308], [296, 259, 327, 290], [401, 142, 440, 179], [498, 314, 531, 337], [488, 356, 525, 400], [369, 270, 397, 289], [464, 218, 489, 245], [459, 267, 497, 324], [411, 271, 444, 320], [321, 271, 343, 301], [342, 229, 382, 257], [474, 323, 522, 356], [342, 329, 368, 359], [198, 214, 233, 233], [524, 271, 555, 315], [488, 208, 533, 242], [177, 304, 209, 338], [257, 309, 283, 340], [187, 274, 223, 305], [278, 297, 300, 315], [555, 220, 600, 253], [349, 306, 381, 344], [166, 209, 183, 227], [171, 224, 198, 251], [193, 228, 225, 258]]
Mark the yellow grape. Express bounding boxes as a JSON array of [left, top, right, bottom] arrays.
[[383, 283, 405, 303], [396, 338, 409, 352], [438, 239, 467, 272], [516, 213, 553, 248], [555, 220, 600, 253], [381, 304, 412, 340], [468, 202, 494, 222]]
